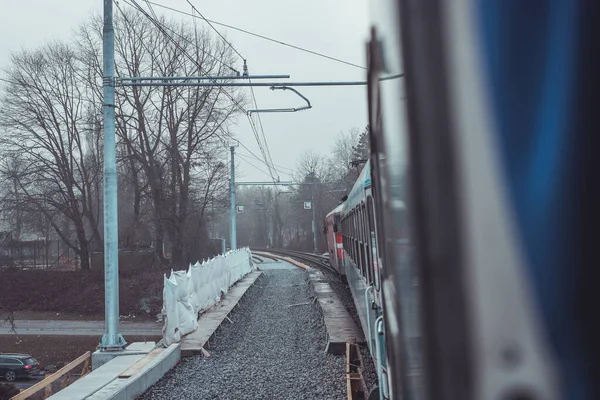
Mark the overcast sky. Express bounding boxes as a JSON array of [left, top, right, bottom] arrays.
[[0, 0, 370, 182]]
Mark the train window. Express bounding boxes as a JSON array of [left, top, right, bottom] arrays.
[[351, 210, 356, 262], [358, 205, 365, 278], [367, 196, 379, 288], [362, 203, 371, 283], [352, 211, 357, 263], [343, 218, 347, 252], [359, 205, 366, 278], [356, 207, 361, 270], [348, 214, 353, 260], [345, 217, 349, 255], [362, 204, 369, 281]]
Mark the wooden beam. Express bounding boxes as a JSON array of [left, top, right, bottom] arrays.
[[346, 340, 367, 400], [11, 351, 91, 400], [118, 349, 162, 379]]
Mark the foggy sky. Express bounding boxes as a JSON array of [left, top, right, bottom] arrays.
[[0, 0, 370, 182]]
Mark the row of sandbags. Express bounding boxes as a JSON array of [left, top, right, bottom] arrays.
[[162, 248, 254, 345]]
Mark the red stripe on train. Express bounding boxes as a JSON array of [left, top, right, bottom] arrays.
[[335, 233, 343, 261]]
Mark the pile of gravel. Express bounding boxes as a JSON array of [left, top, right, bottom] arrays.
[[138, 269, 346, 400]]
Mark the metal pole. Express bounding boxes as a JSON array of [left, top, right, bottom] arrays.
[[118, 74, 290, 81], [230, 146, 237, 250], [119, 75, 402, 89], [119, 74, 403, 88], [311, 185, 317, 254], [101, 0, 125, 350]]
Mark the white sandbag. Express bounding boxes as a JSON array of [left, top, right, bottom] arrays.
[[162, 248, 254, 345]]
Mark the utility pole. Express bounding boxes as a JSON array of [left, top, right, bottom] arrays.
[[229, 146, 237, 250], [101, 0, 125, 350], [311, 184, 317, 254]]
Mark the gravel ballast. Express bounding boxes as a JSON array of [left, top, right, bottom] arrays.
[[138, 268, 346, 400]]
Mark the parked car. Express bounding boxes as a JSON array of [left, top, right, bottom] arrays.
[[0, 353, 43, 381]]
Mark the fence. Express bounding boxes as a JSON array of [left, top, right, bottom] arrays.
[[10, 351, 91, 399], [0, 236, 78, 271], [162, 248, 254, 345]]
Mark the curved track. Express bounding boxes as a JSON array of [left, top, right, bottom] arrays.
[[251, 248, 336, 274]]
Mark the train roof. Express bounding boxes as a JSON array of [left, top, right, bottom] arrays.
[[343, 161, 371, 214], [326, 203, 344, 218]]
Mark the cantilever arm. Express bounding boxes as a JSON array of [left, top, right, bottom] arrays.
[[246, 86, 312, 115]]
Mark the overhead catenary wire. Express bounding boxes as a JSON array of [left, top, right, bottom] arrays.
[[120, 0, 279, 184], [236, 153, 273, 177], [239, 151, 295, 175], [123, 0, 248, 114], [145, 0, 366, 70], [185, 0, 245, 61], [249, 83, 278, 181], [246, 113, 277, 182], [182, 0, 277, 182], [216, 128, 294, 176], [127, 1, 240, 74], [124, 0, 280, 183]]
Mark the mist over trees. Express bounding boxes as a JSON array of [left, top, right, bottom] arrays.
[[232, 126, 369, 252], [0, 5, 370, 271], [0, 11, 242, 270]]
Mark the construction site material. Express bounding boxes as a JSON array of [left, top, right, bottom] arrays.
[[162, 248, 254, 345]]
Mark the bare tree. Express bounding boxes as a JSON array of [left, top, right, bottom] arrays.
[[0, 43, 103, 270], [0, 10, 245, 270], [330, 127, 360, 178], [77, 11, 243, 266]]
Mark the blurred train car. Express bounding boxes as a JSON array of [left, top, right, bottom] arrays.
[[324, 203, 344, 275], [362, 0, 600, 399]]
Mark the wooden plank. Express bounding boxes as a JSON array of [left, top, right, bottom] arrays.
[[346, 340, 367, 400], [118, 348, 162, 379], [11, 351, 91, 400]]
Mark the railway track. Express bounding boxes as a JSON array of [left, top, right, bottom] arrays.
[[252, 248, 336, 274]]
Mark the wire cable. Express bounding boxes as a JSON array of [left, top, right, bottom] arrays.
[[185, 0, 244, 61], [183, 1, 278, 182], [126, 0, 279, 182], [239, 150, 295, 174], [145, 0, 366, 70], [236, 153, 272, 177], [248, 84, 278, 180], [124, 0, 248, 114], [216, 128, 294, 176], [245, 113, 276, 181]]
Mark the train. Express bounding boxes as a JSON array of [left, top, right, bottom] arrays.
[[324, 161, 396, 399], [324, 1, 599, 399]]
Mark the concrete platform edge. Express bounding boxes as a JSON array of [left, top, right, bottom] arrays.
[[88, 343, 180, 400], [47, 343, 180, 400]]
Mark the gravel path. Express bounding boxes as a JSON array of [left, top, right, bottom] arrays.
[[138, 268, 346, 400]]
